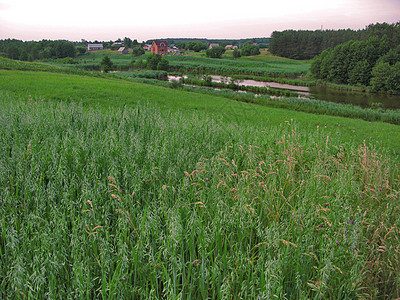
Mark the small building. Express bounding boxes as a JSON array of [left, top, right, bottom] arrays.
[[143, 44, 152, 51], [118, 47, 128, 54], [151, 40, 168, 55], [87, 44, 103, 51], [112, 42, 124, 47], [168, 45, 180, 54], [225, 45, 238, 50], [209, 43, 219, 49]]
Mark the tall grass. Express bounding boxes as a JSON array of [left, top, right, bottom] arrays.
[[0, 93, 399, 298]]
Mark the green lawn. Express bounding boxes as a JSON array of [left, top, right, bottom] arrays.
[[1, 69, 399, 155]]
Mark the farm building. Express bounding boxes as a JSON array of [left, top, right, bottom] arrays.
[[118, 47, 128, 54], [225, 45, 238, 50], [143, 44, 152, 51], [168, 45, 180, 54], [87, 44, 103, 51], [209, 43, 219, 49], [112, 42, 124, 47], [151, 40, 168, 55]]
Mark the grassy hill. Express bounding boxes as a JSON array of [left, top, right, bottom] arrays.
[[0, 60, 399, 298]]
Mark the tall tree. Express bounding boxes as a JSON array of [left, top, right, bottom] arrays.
[[124, 37, 133, 48], [100, 55, 113, 73]]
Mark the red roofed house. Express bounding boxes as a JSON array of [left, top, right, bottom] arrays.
[[151, 40, 168, 55]]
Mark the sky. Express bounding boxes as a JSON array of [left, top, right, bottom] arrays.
[[0, 0, 399, 42]]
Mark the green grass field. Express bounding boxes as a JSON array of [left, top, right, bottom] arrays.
[[1, 57, 400, 298], [70, 49, 311, 76], [1, 69, 400, 154]]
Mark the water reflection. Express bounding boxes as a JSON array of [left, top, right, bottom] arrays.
[[168, 75, 400, 109], [309, 86, 400, 109]]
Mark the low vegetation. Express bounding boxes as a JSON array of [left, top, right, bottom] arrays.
[[0, 92, 399, 298]]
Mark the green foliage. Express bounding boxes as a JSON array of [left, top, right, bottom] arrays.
[[0, 94, 399, 298], [348, 60, 371, 86], [205, 46, 226, 58], [186, 41, 208, 52], [379, 45, 400, 65], [116, 70, 168, 81], [166, 54, 310, 77], [386, 62, 400, 94], [176, 42, 187, 50], [270, 21, 400, 60], [131, 46, 145, 56], [123, 37, 133, 48], [146, 53, 161, 70], [157, 58, 169, 71], [77, 46, 87, 55], [169, 79, 182, 89], [144, 54, 169, 71], [100, 55, 113, 73], [311, 36, 398, 92], [370, 61, 391, 92], [240, 42, 260, 56], [232, 49, 241, 59], [0, 39, 77, 60]]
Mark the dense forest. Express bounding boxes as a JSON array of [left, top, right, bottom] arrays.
[[311, 36, 400, 93], [0, 39, 79, 61], [269, 22, 400, 60]]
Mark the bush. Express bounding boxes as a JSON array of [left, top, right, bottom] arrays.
[[206, 46, 226, 58], [132, 46, 145, 57], [146, 54, 162, 70], [100, 55, 113, 73], [241, 44, 260, 56], [157, 58, 169, 71]]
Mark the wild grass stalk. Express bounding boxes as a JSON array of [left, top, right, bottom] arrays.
[[0, 91, 399, 298]]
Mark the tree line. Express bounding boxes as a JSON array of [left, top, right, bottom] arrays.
[[269, 22, 400, 60], [311, 36, 400, 93], [0, 39, 79, 61], [0, 37, 143, 62]]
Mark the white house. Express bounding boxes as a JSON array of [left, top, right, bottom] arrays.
[[87, 44, 103, 51], [168, 46, 180, 54], [118, 47, 128, 54], [143, 44, 152, 51], [209, 43, 220, 49], [225, 45, 238, 50]]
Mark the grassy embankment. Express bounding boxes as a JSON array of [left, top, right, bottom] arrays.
[[0, 59, 399, 298], [1, 68, 400, 152]]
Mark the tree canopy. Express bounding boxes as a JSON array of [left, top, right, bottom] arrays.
[[100, 55, 113, 73], [240, 42, 260, 56], [0, 39, 77, 61], [186, 41, 208, 52], [270, 22, 400, 60], [206, 46, 226, 58], [311, 36, 400, 93]]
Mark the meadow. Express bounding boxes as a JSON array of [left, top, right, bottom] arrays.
[[62, 49, 311, 77], [0, 54, 400, 298]]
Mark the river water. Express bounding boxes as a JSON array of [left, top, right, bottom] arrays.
[[168, 75, 400, 109]]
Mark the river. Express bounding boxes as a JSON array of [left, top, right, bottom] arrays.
[[168, 75, 400, 109]]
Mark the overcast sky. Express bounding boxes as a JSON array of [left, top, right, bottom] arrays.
[[0, 0, 399, 41]]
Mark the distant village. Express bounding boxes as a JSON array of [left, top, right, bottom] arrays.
[[87, 40, 246, 55]]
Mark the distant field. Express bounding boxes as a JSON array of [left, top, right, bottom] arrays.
[[70, 49, 311, 76], [166, 52, 310, 77]]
